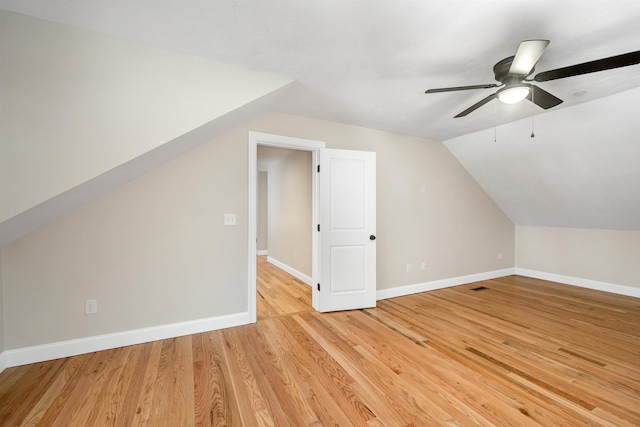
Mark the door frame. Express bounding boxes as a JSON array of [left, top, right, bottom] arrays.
[[248, 131, 325, 322]]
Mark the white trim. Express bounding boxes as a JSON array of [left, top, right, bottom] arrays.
[[4, 312, 250, 368], [248, 134, 258, 323], [515, 268, 640, 299], [376, 267, 640, 301], [0, 351, 7, 374], [248, 131, 325, 320], [377, 268, 516, 300], [257, 250, 269, 256], [267, 256, 313, 286]]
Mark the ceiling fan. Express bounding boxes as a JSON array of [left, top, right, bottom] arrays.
[[425, 40, 640, 118]]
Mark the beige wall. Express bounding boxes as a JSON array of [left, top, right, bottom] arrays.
[[257, 172, 269, 252], [2, 111, 514, 350], [0, 10, 290, 223], [267, 150, 313, 277], [516, 226, 640, 288], [3, 128, 249, 349]]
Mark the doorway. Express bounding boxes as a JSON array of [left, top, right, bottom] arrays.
[[256, 145, 313, 319], [257, 146, 312, 284], [248, 132, 325, 323]]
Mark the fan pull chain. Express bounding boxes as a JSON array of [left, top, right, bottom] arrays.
[[494, 97, 498, 142], [531, 88, 535, 138]]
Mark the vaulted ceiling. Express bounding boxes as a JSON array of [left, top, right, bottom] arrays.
[[1, 0, 639, 233]]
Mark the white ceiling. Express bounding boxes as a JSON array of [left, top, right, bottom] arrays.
[[2, 0, 639, 141], [2, 0, 640, 230]]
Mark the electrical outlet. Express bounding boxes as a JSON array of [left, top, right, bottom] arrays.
[[406, 263, 411, 273], [421, 262, 427, 270], [498, 252, 503, 260], [85, 299, 97, 315], [224, 213, 237, 226]]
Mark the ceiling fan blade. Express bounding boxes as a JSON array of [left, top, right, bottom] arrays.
[[534, 50, 640, 82], [509, 39, 550, 75], [426, 83, 499, 94], [454, 93, 497, 118], [526, 84, 563, 109]]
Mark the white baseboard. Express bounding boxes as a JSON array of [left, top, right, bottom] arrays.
[[376, 267, 640, 301], [515, 268, 640, 299], [377, 268, 516, 300], [257, 250, 268, 256], [0, 351, 6, 374], [267, 256, 313, 286], [3, 311, 251, 369]]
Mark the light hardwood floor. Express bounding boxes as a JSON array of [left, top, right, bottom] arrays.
[[256, 256, 312, 320], [1, 259, 639, 425]]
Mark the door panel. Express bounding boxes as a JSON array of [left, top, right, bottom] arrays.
[[318, 148, 376, 312], [331, 159, 366, 229], [330, 246, 365, 292]]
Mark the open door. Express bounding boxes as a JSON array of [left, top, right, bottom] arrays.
[[317, 148, 376, 312]]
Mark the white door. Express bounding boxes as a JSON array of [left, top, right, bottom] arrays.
[[317, 148, 376, 312]]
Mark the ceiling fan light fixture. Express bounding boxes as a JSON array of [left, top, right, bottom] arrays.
[[498, 85, 530, 104]]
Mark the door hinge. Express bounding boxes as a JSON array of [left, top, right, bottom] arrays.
[[317, 283, 320, 291], [317, 165, 320, 173], [317, 224, 320, 232]]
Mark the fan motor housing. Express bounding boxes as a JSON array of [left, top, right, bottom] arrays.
[[494, 56, 533, 83]]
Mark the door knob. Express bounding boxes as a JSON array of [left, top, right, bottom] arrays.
[[370, 235, 376, 240]]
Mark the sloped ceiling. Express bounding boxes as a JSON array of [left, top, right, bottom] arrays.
[[445, 87, 640, 230], [0, 9, 294, 246], [1, 1, 640, 233]]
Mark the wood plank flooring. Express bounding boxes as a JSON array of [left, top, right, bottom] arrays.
[[256, 256, 312, 320], [1, 260, 639, 425]]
